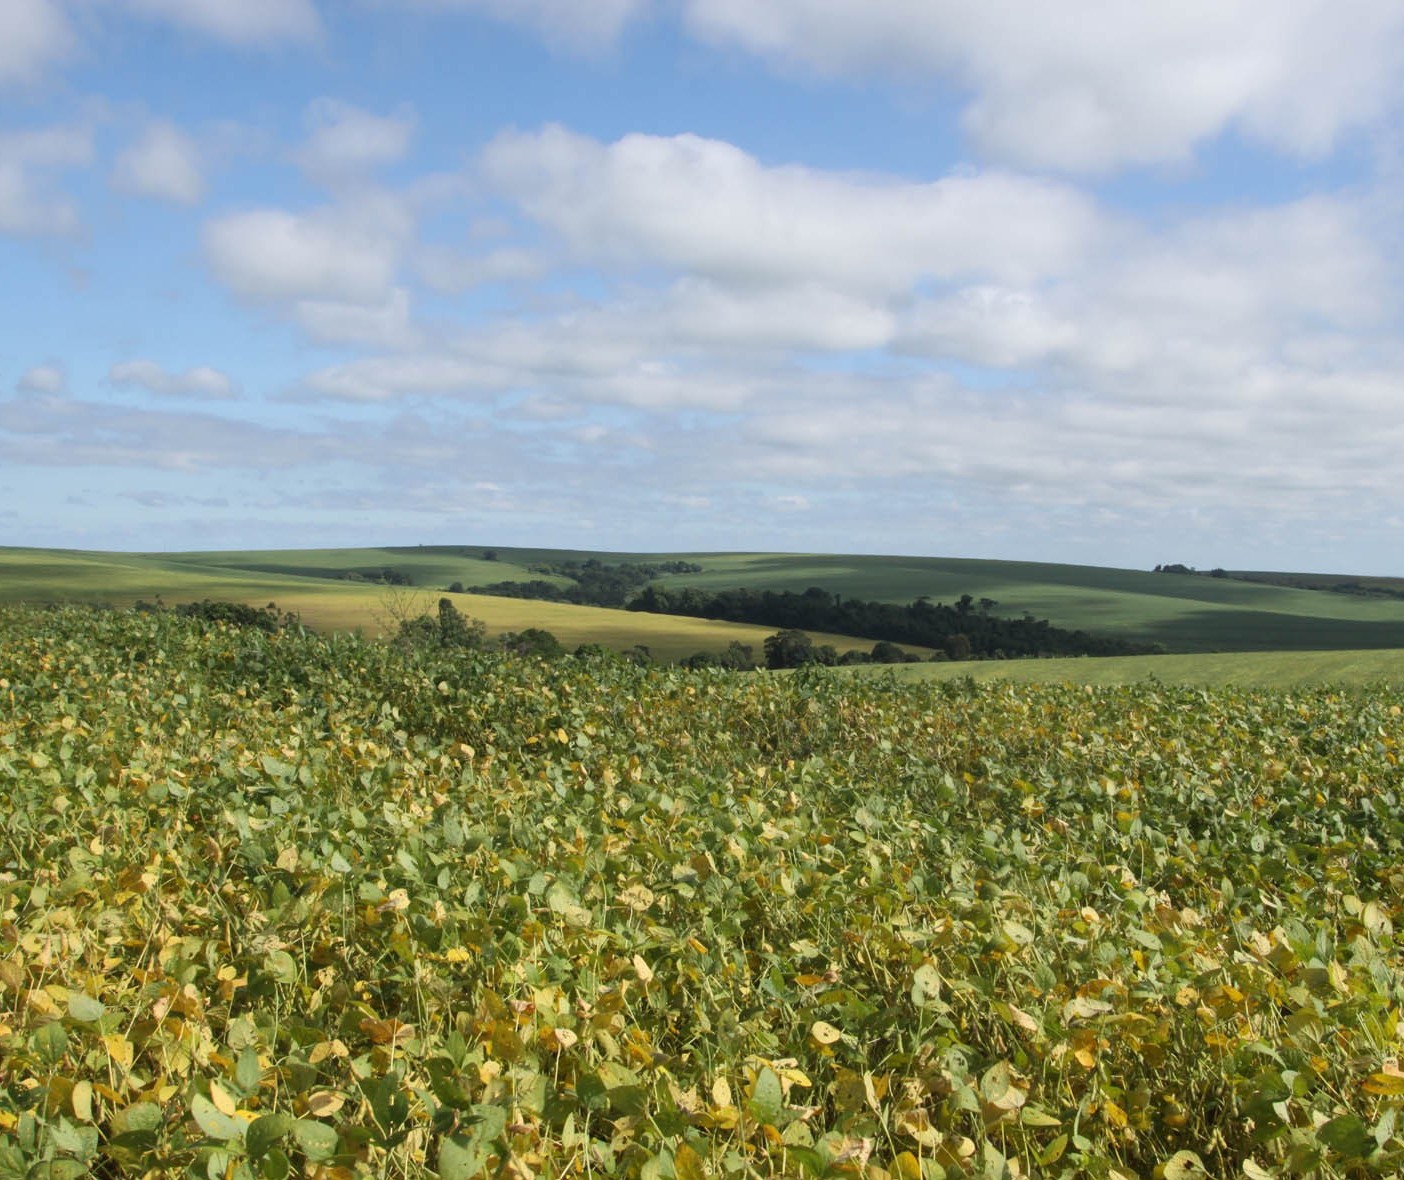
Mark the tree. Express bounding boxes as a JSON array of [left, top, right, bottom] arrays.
[[944, 633, 972, 661], [437, 597, 485, 649], [719, 641, 756, 670], [500, 628, 563, 659], [764, 629, 815, 669]]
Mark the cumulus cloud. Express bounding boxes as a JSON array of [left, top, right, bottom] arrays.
[[125, 0, 321, 46], [298, 99, 416, 182], [416, 246, 549, 292], [0, 124, 92, 236], [293, 287, 422, 349], [16, 364, 68, 395], [895, 191, 1392, 395], [202, 197, 410, 304], [481, 126, 1100, 290], [109, 360, 238, 399], [0, 0, 72, 87], [683, 0, 1404, 171], [112, 121, 206, 204]]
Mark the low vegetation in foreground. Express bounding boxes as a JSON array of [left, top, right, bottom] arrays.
[[3, 604, 1404, 1179]]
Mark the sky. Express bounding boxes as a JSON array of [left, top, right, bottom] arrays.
[[2, 1, 1404, 573]]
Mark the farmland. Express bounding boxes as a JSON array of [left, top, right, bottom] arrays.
[[8, 546, 1404, 659], [3, 603, 1404, 1178]]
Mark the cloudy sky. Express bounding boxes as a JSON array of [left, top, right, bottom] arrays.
[[3, 1, 1403, 571]]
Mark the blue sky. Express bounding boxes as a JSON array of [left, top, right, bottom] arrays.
[[3, 1, 1403, 573]]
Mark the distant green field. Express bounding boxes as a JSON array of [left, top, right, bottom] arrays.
[[648, 553, 1404, 651], [0, 547, 871, 663], [6, 544, 1404, 659], [865, 647, 1404, 688]]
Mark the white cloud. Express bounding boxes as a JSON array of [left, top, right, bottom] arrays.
[[294, 287, 421, 349], [0, 0, 72, 87], [683, 0, 1404, 171], [124, 0, 321, 45], [298, 355, 514, 402], [0, 124, 92, 236], [298, 99, 416, 182], [0, 395, 322, 471], [16, 364, 67, 395], [897, 287, 1078, 370], [481, 125, 1101, 290], [894, 191, 1392, 393], [109, 359, 238, 399], [202, 198, 408, 303], [416, 246, 548, 292], [384, 0, 649, 52], [656, 279, 894, 352], [112, 121, 206, 204]]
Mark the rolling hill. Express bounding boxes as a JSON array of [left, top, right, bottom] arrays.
[[5, 544, 1404, 661]]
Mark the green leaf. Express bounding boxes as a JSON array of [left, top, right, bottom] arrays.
[[111, 1102, 163, 1136], [1319, 1114, 1372, 1159], [1158, 1150, 1207, 1179], [747, 1066, 784, 1125], [34, 1021, 69, 1063], [437, 1109, 507, 1180], [191, 1094, 247, 1143], [236, 1047, 263, 1094], [782, 1146, 825, 1178], [911, 964, 943, 1009], [65, 993, 105, 1023], [47, 1118, 98, 1162], [247, 1113, 295, 1160], [27, 1163, 89, 1180], [264, 949, 299, 984], [258, 1148, 292, 1180], [291, 1119, 339, 1162]]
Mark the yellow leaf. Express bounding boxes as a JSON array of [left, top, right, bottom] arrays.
[[892, 1152, 922, 1180], [810, 1020, 842, 1046], [1363, 1072, 1404, 1095], [276, 847, 299, 872], [1006, 1004, 1041, 1035], [632, 955, 654, 984], [775, 1067, 811, 1089], [305, 1090, 346, 1117], [711, 1077, 732, 1108], [675, 1142, 708, 1180], [359, 1018, 414, 1045], [71, 1080, 93, 1124], [894, 1107, 943, 1147], [308, 1039, 349, 1064], [103, 1033, 134, 1071], [210, 1081, 237, 1117]]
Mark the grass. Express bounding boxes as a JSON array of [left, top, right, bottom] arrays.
[[8, 543, 1404, 660], [871, 647, 1404, 687], [650, 553, 1404, 651], [0, 548, 873, 663]]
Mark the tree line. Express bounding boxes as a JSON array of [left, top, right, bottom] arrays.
[[459, 559, 703, 608], [628, 585, 1153, 659]]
